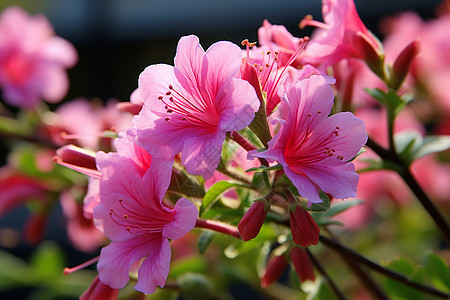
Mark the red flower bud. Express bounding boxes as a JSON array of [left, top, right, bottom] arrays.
[[54, 145, 100, 178], [261, 254, 288, 288], [350, 32, 384, 78], [80, 275, 119, 300], [238, 200, 270, 241], [289, 205, 319, 247], [391, 40, 420, 90], [290, 247, 315, 282]]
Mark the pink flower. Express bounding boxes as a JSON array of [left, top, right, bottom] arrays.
[[93, 151, 198, 294], [0, 6, 77, 108], [300, 0, 381, 69], [252, 75, 367, 204], [133, 35, 259, 178], [257, 19, 304, 68]]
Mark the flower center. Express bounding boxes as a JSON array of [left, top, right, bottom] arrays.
[[109, 199, 172, 236], [157, 84, 219, 129]]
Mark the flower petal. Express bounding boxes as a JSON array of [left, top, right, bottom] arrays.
[[97, 238, 151, 289], [163, 198, 198, 240], [181, 132, 225, 178], [135, 238, 171, 294]]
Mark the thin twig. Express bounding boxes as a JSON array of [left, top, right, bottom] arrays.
[[306, 248, 348, 300], [319, 235, 450, 299]]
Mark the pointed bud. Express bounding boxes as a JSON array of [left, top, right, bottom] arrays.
[[116, 102, 143, 115], [54, 145, 101, 178], [289, 205, 319, 247], [391, 40, 420, 90], [350, 32, 385, 79], [261, 254, 288, 288], [290, 246, 315, 282], [238, 199, 270, 241], [23, 213, 47, 245], [80, 275, 119, 300]]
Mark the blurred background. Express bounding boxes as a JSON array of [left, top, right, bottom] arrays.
[[0, 0, 441, 102], [0, 0, 445, 299]]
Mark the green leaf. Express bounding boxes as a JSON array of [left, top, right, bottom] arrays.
[[346, 147, 366, 162], [394, 131, 422, 165], [367, 88, 408, 118], [425, 253, 450, 292], [246, 164, 283, 172], [411, 135, 450, 161], [30, 241, 65, 280], [312, 199, 363, 226], [200, 181, 250, 216], [384, 257, 426, 299], [305, 191, 331, 212], [198, 231, 215, 254]]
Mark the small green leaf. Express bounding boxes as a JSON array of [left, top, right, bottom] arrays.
[[305, 191, 331, 212], [425, 253, 450, 292], [394, 131, 422, 165], [312, 199, 363, 226], [198, 231, 215, 254], [246, 164, 283, 172], [384, 257, 426, 299], [30, 241, 65, 280], [412, 135, 450, 161], [346, 147, 366, 162], [200, 181, 250, 216]]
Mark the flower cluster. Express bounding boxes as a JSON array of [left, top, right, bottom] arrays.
[[1, 1, 450, 299]]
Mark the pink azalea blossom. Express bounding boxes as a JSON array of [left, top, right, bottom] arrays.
[[93, 148, 198, 293], [256, 19, 304, 68], [252, 75, 367, 204], [133, 35, 259, 179], [0, 6, 77, 108], [300, 0, 381, 70], [47, 98, 132, 150]]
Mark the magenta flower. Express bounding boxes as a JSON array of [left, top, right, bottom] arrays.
[[300, 0, 381, 69], [94, 151, 198, 294], [133, 35, 259, 178], [0, 6, 77, 108], [252, 75, 367, 204]]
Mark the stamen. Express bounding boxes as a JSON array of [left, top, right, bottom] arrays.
[[63, 256, 99, 275]]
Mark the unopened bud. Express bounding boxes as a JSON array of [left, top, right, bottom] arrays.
[[391, 40, 420, 90], [261, 254, 288, 288], [290, 246, 315, 282], [116, 102, 143, 115], [350, 32, 385, 79], [54, 145, 100, 178], [80, 275, 119, 300], [238, 199, 270, 241], [289, 205, 319, 247]]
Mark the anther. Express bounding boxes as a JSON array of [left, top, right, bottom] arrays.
[[166, 92, 171, 96], [318, 111, 322, 114], [307, 113, 312, 117], [158, 96, 163, 100], [169, 85, 173, 90]]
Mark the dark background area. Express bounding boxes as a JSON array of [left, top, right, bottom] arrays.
[[0, 0, 444, 298]]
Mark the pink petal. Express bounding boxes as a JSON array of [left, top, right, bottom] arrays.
[[205, 40, 242, 94], [135, 238, 171, 294], [163, 198, 198, 240], [97, 238, 151, 289], [41, 37, 78, 67], [174, 35, 205, 92], [216, 78, 260, 132], [181, 132, 226, 178], [301, 162, 359, 200], [283, 166, 323, 204]]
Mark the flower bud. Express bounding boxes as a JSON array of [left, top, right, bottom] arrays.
[[391, 40, 420, 90], [80, 275, 119, 300], [350, 32, 385, 78], [289, 205, 319, 247], [54, 145, 100, 177], [290, 246, 315, 282], [261, 254, 288, 288], [238, 199, 270, 241]]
